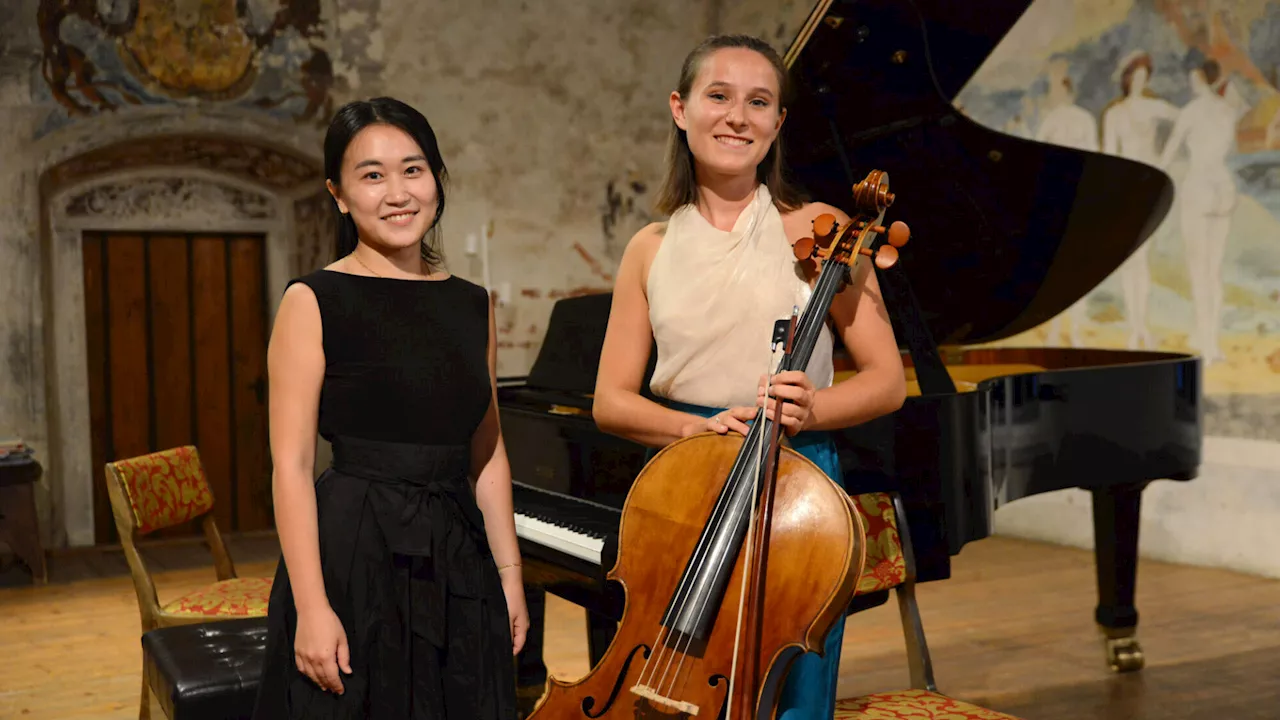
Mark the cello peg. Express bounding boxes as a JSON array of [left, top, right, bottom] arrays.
[[793, 236, 816, 260], [887, 220, 910, 247], [858, 245, 900, 269], [874, 245, 899, 269], [812, 213, 837, 238]]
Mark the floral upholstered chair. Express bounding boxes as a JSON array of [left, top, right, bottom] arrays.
[[847, 491, 935, 690], [105, 446, 273, 717], [105, 445, 273, 631], [834, 689, 1022, 719], [839, 492, 1023, 719]]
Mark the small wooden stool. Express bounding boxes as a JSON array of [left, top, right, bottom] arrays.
[[142, 617, 269, 719], [0, 441, 46, 585]]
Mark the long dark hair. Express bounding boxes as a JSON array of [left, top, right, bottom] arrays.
[[323, 97, 450, 267], [654, 35, 806, 216]]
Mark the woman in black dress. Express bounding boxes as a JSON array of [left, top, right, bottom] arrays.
[[253, 97, 527, 719]]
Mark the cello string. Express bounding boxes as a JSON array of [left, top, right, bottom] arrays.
[[725, 334, 782, 716], [635, 409, 767, 686], [661, 322, 786, 701], [636, 417, 763, 689], [650, 416, 763, 696]]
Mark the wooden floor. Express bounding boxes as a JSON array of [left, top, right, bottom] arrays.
[[2, 534, 1278, 719]]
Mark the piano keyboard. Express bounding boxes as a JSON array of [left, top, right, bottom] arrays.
[[515, 512, 604, 564], [512, 482, 620, 570]]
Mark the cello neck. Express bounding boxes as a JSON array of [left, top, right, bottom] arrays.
[[779, 257, 852, 377]]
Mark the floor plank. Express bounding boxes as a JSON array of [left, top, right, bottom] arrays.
[[1, 535, 1277, 719]]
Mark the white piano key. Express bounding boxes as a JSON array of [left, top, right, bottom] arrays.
[[514, 512, 604, 564]]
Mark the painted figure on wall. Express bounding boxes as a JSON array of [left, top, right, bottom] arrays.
[[957, 0, 1280, 398], [1158, 59, 1241, 366], [36, 0, 334, 132], [1101, 50, 1179, 350], [1038, 57, 1098, 347]]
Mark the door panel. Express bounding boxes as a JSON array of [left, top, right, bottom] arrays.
[[105, 234, 151, 468], [83, 233, 112, 545], [85, 231, 272, 544], [228, 236, 272, 532], [148, 235, 193, 454], [190, 236, 235, 535]]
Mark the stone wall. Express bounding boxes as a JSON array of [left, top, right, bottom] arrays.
[[374, 1, 713, 368], [0, 0, 715, 547]]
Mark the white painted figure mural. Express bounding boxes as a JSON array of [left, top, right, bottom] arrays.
[[1102, 49, 1179, 351], [1158, 58, 1245, 366], [1037, 56, 1099, 349], [957, 0, 1280, 409]]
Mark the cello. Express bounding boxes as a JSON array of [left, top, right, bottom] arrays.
[[527, 170, 910, 719]]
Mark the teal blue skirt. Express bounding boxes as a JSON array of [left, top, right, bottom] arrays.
[[653, 399, 847, 720]]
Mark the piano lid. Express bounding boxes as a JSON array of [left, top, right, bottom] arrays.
[[522, 292, 659, 396], [779, 0, 1175, 346], [525, 293, 615, 394]]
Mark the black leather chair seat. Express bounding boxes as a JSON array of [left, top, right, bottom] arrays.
[[142, 617, 268, 720]]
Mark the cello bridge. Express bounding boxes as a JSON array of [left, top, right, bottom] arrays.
[[630, 683, 700, 715]]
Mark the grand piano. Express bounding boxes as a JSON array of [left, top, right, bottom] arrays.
[[498, 0, 1202, 698]]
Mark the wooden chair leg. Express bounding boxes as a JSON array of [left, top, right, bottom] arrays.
[[894, 581, 937, 692], [888, 493, 938, 692], [139, 668, 157, 720]]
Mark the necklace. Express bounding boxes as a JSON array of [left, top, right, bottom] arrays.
[[349, 250, 436, 280], [349, 251, 381, 277]]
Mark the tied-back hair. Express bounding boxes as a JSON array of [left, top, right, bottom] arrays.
[[323, 97, 450, 268], [1119, 51, 1154, 97], [654, 34, 807, 217]]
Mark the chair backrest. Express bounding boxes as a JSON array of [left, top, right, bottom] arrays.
[[106, 446, 215, 536], [104, 446, 231, 631], [851, 492, 910, 596]]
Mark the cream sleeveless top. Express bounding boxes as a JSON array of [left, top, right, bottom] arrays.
[[646, 184, 835, 409]]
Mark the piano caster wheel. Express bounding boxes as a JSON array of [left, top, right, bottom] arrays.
[[1101, 628, 1145, 673]]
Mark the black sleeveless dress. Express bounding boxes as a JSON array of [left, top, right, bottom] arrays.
[[252, 270, 517, 720]]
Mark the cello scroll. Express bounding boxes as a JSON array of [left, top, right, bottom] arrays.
[[793, 171, 911, 280]]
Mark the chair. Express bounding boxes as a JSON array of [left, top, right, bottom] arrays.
[[105, 445, 273, 718], [843, 492, 1023, 719], [834, 689, 1021, 719], [847, 491, 935, 691]]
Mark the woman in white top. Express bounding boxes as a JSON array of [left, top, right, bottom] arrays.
[[593, 34, 907, 720]]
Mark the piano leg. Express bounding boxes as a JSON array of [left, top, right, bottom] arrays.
[[586, 610, 618, 667], [516, 586, 548, 718], [1090, 482, 1146, 672]]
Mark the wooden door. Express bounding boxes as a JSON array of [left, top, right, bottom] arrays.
[[83, 231, 273, 544]]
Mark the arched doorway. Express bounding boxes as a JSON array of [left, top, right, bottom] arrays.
[[40, 133, 332, 546]]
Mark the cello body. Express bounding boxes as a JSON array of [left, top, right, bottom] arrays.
[[527, 433, 866, 719]]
